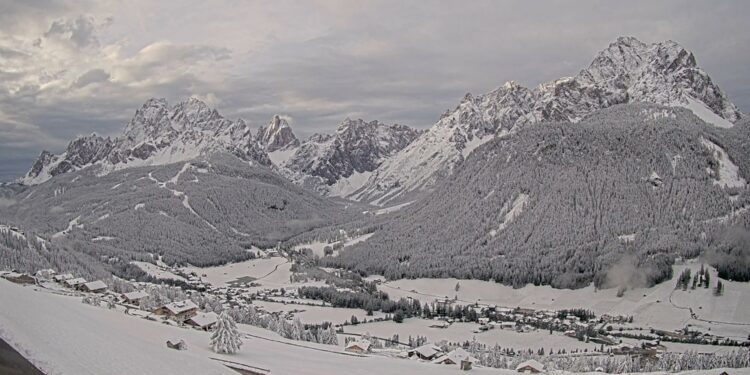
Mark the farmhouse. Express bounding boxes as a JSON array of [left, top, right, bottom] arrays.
[[53, 273, 74, 282], [408, 344, 443, 361], [186, 312, 218, 331], [153, 300, 199, 322], [121, 291, 149, 304], [1, 272, 36, 285], [432, 347, 477, 370], [516, 359, 545, 373], [81, 280, 107, 293], [65, 277, 87, 288], [344, 340, 371, 354]]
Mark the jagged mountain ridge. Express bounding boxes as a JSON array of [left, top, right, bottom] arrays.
[[22, 99, 421, 193], [352, 36, 744, 205], [274, 118, 423, 195], [22, 98, 271, 185]]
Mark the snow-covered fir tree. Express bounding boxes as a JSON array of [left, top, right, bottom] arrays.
[[210, 311, 243, 354]]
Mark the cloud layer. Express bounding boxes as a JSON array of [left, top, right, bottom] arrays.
[[1, 0, 748, 181]]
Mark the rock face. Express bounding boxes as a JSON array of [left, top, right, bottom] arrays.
[[284, 119, 421, 185], [22, 98, 272, 185], [257, 115, 300, 152], [353, 36, 744, 205]]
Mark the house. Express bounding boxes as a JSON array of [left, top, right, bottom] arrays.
[[432, 348, 477, 370], [153, 300, 199, 322], [34, 269, 56, 279], [65, 277, 87, 288], [121, 291, 149, 304], [408, 344, 443, 361], [186, 312, 218, 331], [1, 272, 36, 285], [81, 280, 107, 293], [345, 340, 371, 354], [53, 273, 74, 282], [516, 359, 545, 373], [611, 343, 635, 355]]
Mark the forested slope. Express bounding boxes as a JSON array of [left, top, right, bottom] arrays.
[[0, 152, 359, 277], [324, 104, 750, 289]]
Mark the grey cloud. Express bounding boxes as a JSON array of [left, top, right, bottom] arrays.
[[44, 15, 100, 48], [73, 68, 110, 88]]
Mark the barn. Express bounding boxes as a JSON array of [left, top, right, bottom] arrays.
[[153, 300, 199, 322], [516, 359, 545, 373]]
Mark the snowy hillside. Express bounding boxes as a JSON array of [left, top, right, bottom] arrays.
[[353, 36, 744, 205], [324, 104, 750, 288]]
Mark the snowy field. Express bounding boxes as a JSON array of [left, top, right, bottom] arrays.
[[252, 300, 386, 325], [132, 261, 187, 282], [293, 232, 375, 257], [0, 280, 514, 375], [378, 262, 750, 340], [343, 319, 601, 352], [183, 257, 290, 286]]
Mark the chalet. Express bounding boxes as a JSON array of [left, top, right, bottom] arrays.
[[186, 312, 218, 331], [53, 273, 74, 282], [432, 348, 477, 370], [153, 300, 199, 322], [1, 272, 36, 285], [516, 359, 545, 373], [81, 280, 107, 293], [345, 340, 371, 354], [65, 277, 87, 288], [34, 269, 56, 279], [121, 291, 149, 304], [408, 344, 443, 361], [611, 343, 635, 355]]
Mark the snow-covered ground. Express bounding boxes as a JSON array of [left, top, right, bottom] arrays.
[[252, 300, 386, 325], [293, 232, 375, 257], [132, 261, 187, 282], [0, 280, 517, 375], [183, 257, 289, 286], [700, 137, 746, 188], [378, 262, 750, 340]]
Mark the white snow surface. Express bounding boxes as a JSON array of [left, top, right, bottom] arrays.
[[490, 193, 529, 236], [684, 98, 734, 129], [700, 137, 746, 188]]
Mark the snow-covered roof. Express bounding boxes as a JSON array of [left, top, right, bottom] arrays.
[[122, 291, 149, 301], [65, 277, 87, 285], [54, 273, 74, 281], [411, 344, 441, 358], [187, 312, 218, 327], [516, 359, 545, 371], [432, 348, 476, 365], [83, 280, 107, 291], [162, 300, 198, 315], [345, 340, 371, 351]]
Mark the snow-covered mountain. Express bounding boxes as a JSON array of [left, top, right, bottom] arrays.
[[22, 98, 271, 185], [270, 118, 422, 196], [352, 36, 744, 205], [257, 115, 300, 152]]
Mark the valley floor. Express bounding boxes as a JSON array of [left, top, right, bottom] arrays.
[[1, 279, 748, 375]]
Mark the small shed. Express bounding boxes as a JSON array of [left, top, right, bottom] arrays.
[[186, 312, 218, 331], [345, 340, 371, 354], [516, 359, 545, 373], [81, 280, 107, 293]]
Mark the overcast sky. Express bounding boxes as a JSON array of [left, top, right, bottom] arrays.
[[1, 0, 748, 181]]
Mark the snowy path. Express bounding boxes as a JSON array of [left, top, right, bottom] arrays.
[[147, 169, 220, 232]]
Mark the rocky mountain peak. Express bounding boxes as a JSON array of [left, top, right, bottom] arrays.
[[257, 115, 300, 152]]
